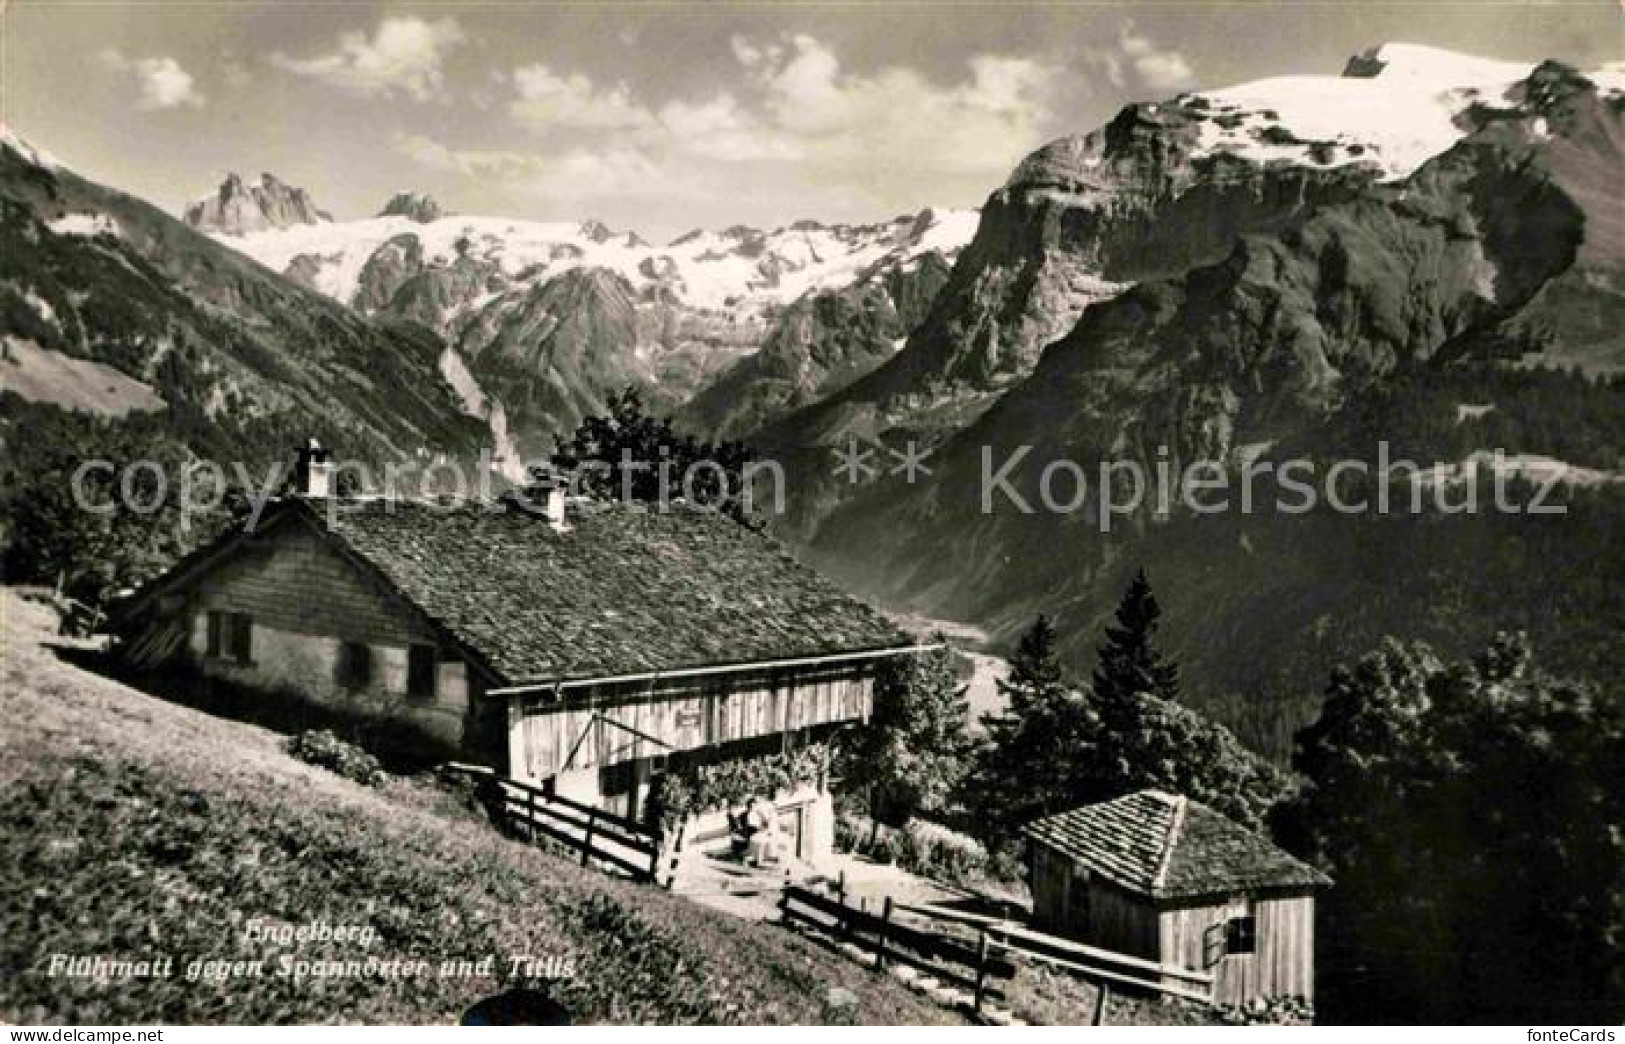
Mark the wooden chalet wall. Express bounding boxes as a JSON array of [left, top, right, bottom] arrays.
[[1160, 891, 1316, 1005], [510, 662, 876, 781], [172, 516, 502, 764]]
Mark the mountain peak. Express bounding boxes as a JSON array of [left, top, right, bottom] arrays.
[[184, 170, 331, 236], [0, 124, 59, 169], [1341, 42, 1536, 86], [377, 191, 444, 223], [577, 219, 616, 243]]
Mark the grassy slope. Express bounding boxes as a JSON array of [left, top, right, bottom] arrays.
[[0, 590, 955, 1025]]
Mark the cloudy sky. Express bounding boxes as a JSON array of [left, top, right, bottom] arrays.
[[6, 2, 1622, 239]]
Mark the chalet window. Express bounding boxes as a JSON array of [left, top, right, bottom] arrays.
[[407, 645, 437, 700], [336, 641, 373, 689], [206, 611, 252, 664], [1225, 915, 1257, 956]]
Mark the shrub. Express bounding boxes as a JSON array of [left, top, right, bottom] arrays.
[[283, 729, 388, 787], [834, 809, 1026, 893], [897, 820, 989, 885], [644, 743, 827, 832]]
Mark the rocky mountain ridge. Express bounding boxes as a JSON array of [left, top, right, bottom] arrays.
[[1, 133, 485, 474], [376, 191, 444, 223], [196, 187, 977, 460], [183, 171, 332, 236], [776, 52, 1625, 755]]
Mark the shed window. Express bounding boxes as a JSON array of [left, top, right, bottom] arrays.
[[1225, 915, 1257, 956], [336, 641, 373, 689], [206, 611, 253, 664], [407, 645, 437, 700]]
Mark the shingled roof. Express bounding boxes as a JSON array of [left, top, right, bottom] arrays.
[[304, 497, 912, 684], [1023, 790, 1331, 901]]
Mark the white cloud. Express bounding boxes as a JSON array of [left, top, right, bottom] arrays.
[[509, 64, 654, 130], [391, 133, 668, 201], [1091, 23, 1195, 90], [273, 17, 465, 102], [734, 34, 1057, 176], [404, 35, 1061, 214], [656, 94, 797, 162], [391, 133, 545, 179], [97, 50, 206, 110]]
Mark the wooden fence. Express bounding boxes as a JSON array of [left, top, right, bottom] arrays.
[[984, 919, 1214, 1007], [779, 882, 1017, 1005], [781, 884, 1216, 1022], [446, 765, 667, 884]]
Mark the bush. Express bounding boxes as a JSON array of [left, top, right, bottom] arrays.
[[644, 743, 827, 832], [283, 729, 388, 787], [897, 820, 989, 885], [835, 810, 1026, 893]]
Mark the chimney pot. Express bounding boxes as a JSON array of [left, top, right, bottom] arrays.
[[506, 469, 571, 531], [294, 439, 332, 498]]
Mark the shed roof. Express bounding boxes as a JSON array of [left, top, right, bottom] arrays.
[[1022, 790, 1331, 901], [306, 497, 910, 684]]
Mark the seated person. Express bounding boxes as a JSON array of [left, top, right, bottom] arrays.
[[745, 796, 786, 866], [727, 803, 755, 857]]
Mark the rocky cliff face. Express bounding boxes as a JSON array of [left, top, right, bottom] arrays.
[[760, 44, 1610, 460], [201, 204, 976, 461], [677, 251, 953, 441], [448, 267, 656, 459], [776, 54, 1625, 754], [183, 172, 331, 236]]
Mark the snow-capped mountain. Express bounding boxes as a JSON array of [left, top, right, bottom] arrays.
[[1180, 42, 1615, 179], [0, 129, 486, 472], [189, 183, 977, 458], [202, 199, 977, 325], [770, 41, 1625, 451], [765, 46, 1625, 759]]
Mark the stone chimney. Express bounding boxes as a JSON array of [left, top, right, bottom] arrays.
[[536, 471, 569, 531], [293, 439, 332, 498], [504, 469, 570, 531]]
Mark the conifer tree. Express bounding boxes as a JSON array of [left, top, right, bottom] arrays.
[[1091, 569, 1180, 708], [968, 615, 1096, 845]]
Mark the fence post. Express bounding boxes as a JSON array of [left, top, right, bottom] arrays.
[[973, 930, 989, 1014], [876, 897, 893, 970], [1092, 983, 1111, 1026], [581, 809, 595, 868], [524, 785, 536, 840], [834, 871, 850, 943]]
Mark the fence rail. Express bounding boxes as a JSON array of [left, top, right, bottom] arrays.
[[779, 883, 1015, 1002], [444, 765, 666, 883], [985, 921, 1215, 995], [781, 881, 1216, 1021]]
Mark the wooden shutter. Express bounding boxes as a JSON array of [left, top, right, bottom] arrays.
[[407, 645, 437, 700], [336, 642, 372, 689], [228, 614, 253, 663], [206, 610, 224, 657], [1202, 921, 1227, 968]]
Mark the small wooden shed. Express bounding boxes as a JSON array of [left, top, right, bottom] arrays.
[[1024, 790, 1331, 1006]]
